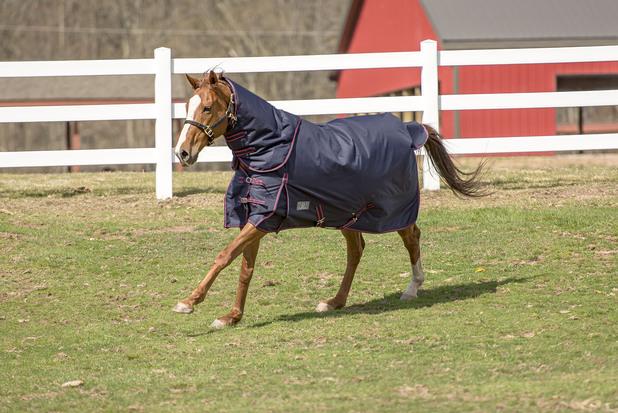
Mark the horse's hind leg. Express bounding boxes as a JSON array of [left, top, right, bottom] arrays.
[[316, 229, 364, 312], [398, 224, 425, 300]]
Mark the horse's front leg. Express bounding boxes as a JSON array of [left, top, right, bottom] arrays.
[[211, 237, 261, 329], [173, 223, 265, 314]]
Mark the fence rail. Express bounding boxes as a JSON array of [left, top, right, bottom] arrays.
[[441, 90, 618, 111], [0, 148, 156, 168], [0, 59, 155, 77], [172, 51, 423, 73], [1, 41, 617, 199], [439, 45, 618, 66], [0, 103, 156, 123]]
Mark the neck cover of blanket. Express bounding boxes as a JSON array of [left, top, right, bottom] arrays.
[[222, 78, 428, 233]]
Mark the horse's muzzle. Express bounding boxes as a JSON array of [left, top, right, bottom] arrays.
[[176, 149, 197, 167]]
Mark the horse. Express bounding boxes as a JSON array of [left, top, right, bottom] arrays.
[[172, 70, 485, 329]]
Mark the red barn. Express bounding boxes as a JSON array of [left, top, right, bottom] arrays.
[[335, 0, 618, 139]]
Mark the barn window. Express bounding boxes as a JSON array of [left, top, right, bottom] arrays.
[[352, 87, 422, 122], [387, 87, 422, 123], [557, 75, 618, 135]]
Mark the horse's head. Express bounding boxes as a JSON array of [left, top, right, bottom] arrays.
[[175, 71, 234, 166]]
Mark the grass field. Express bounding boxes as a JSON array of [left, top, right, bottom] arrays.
[[1, 154, 617, 412]]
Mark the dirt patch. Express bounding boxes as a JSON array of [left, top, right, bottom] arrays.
[[535, 396, 615, 412], [0, 154, 616, 230], [479, 153, 618, 169], [131, 226, 197, 237], [0, 231, 23, 240], [422, 179, 617, 211], [19, 391, 60, 402], [0, 278, 49, 302], [396, 384, 431, 399]]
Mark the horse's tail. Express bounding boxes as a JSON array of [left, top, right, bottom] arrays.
[[421, 124, 487, 198]]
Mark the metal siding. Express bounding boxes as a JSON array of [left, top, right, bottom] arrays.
[[458, 64, 553, 137], [421, 0, 618, 49], [458, 62, 618, 138]]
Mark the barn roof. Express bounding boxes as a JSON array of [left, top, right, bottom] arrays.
[[421, 0, 618, 49], [338, 0, 618, 52]]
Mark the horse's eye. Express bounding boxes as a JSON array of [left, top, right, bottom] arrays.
[[202, 106, 211, 113]]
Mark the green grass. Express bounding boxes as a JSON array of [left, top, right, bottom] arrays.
[[1, 155, 617, 412]]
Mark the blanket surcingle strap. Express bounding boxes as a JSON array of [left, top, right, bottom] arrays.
[[222, 78, 429, 233]]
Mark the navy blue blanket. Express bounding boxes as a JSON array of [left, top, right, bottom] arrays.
[[223, 79, 428, 233]]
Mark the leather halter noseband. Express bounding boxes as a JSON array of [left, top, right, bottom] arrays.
[[184, 84, 236, 144]]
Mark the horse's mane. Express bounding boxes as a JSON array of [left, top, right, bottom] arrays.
[[203, 65, 225, 78]]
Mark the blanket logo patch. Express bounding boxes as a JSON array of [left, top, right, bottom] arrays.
[[296, 201, 310, 211]]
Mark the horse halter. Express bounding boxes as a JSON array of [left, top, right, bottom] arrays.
[[184, 86, 237, 144]]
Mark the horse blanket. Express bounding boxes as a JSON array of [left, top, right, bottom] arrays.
[[223, 79, 428, 233]]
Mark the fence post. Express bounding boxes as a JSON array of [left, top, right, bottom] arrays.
[[154, 47, 173, 200], [420, 39, 441, 190]]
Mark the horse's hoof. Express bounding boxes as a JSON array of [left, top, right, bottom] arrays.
[[315, 302, 335, 312], [173, 302, 193, 314], [210, 319, 228, 329], [400, 292, 417, 301]]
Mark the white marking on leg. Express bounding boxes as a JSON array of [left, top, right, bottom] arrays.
[[172, 302, 193, 314], [401, 259, 425, 300], [315, 302, 334, 312], [412, 259, 425, 286], [210, 319, 226, 329], [174, 94, 201, 155]]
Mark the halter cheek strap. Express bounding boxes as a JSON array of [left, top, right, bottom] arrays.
[[183, 88, 236, 144], [184, 119, 215, 141]]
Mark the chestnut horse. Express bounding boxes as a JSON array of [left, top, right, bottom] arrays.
[[173, 71, 484, 329]]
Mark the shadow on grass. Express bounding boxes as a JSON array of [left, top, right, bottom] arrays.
[[0, 185, 229, 199], [0, 185, 153, 198], [250, 277, 528, 328], [0, 187, 93, 198], [173, 186, 227, 197], [491, 177, 615, 191]]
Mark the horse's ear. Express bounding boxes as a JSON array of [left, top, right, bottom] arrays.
[[207, 70, 219, 86], [185, 74, 201, 90]]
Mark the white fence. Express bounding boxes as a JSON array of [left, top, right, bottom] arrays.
[[1, 40, 617, 199]]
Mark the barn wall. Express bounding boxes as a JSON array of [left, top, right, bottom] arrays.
[[336, 0, 430, 97], [336, 0, 618, 139], [457, 64, 556, 138], [336, 0, 456, 136], [456, 61, 618, 138]]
